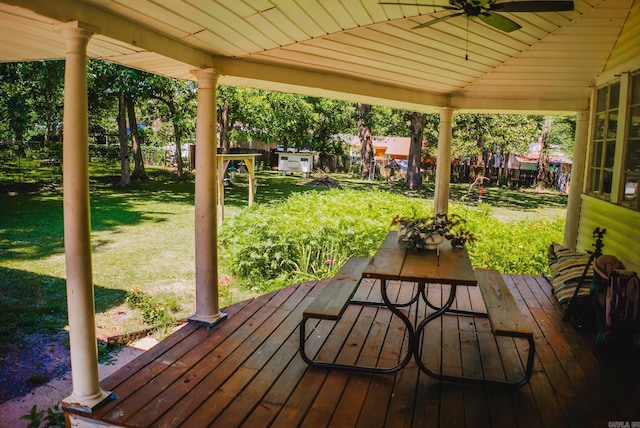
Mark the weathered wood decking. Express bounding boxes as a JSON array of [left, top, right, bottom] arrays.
[[75, 275, 640, 427]]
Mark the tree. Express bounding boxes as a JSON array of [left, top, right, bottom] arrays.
[[88, 60, 152, 186], [117, 93, 131, 187], [307, 97, 356, 155], [358, 103, 374, 179], [0, 63, 34, 157], [20, 61, 64, 146], [146, 75, 197, 179], [406, 112, 426, 190], [216, 85, 241, 154], [536, 117, 554, 189], [545, 115, 576, 158], [263, 92, 314, 150], [370, 106, 410, 137], [126, 97, 146, 180]]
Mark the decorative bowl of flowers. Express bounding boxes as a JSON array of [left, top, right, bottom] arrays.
[[391, 213, 476, 251]]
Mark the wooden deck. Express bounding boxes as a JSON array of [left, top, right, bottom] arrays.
[[74, 275, 640, 427]]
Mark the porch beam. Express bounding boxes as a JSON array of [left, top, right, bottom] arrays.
[[190, 68, 227, 327], [58, 23, 112, 412], [434, 107, 454, 215], [214, 57, 446, 114], [4, 0, 212, 70]]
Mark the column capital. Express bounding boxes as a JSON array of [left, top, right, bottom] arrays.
[[439, 106, 455, 116], [576, 110, 588, 122], [55, 22, 95, 53], [191, 68, 219, 89], [54, 20, 99, 37]]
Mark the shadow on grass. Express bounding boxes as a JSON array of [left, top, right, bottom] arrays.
[[0, 267, 127, 352], [448, 183, 568, 210], [223, 172, 568, 212], [0, 168, 198, 261], [222, 171, 394, 208]]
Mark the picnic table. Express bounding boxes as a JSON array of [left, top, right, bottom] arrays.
[[300, 231, 535, 387]]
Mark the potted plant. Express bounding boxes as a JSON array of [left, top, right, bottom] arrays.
[[391, 213, 476, 251]]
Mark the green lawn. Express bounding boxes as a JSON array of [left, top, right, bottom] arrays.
[[0, 162, 567, 353]]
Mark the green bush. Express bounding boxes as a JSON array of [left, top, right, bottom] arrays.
[[220, 189, 565, 293], [464, 210, 564, 275], [220, 189, 431, 292], [125, 287, 181, 329]]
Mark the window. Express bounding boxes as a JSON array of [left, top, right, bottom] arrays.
[[588, 82, 620, 198], [622, 72, 640, 210]]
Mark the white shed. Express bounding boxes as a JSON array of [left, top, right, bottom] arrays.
[[277, 151, 315, 177]]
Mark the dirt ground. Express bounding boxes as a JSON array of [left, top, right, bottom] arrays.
[[0, 332, 151, 426], [0, 332, 71, 405]]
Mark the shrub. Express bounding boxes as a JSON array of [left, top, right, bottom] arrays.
[[220, 189, 565, 293], [220, 189, 434, 292], [125, 286, 181, 329]]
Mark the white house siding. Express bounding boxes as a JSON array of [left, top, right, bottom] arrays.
[[577, 195, 640, 273]]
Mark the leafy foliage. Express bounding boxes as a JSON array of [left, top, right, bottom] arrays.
[[220, 189, 564, 292], [220, 189, 428, 291], [125, 286, 181, 329], [19, 404, 64, 428]]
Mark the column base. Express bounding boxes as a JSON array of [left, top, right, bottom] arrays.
[[62, 389, 116, 414], [188, 311, 228, 330]]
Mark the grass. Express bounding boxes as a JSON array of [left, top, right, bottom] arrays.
[[0, 161, 567, 354]]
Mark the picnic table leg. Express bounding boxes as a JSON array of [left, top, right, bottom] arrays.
[[299, 279, 414, 374], [421, 283, 488, 318], [414, 284, 535, 387], [414, 284, 458, 377], [379, 279, 415, 372]]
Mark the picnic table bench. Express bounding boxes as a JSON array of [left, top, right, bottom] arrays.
[[299, 257, 410, 373], [298, 251, 535, 386], [475, 268, 535, 387]]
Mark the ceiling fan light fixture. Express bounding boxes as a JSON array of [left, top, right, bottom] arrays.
[[381, 0, 575, 32]]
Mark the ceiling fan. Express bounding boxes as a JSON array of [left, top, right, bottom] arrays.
[[379, 0, 574, 32]]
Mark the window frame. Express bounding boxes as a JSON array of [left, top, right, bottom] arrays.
[[588, 82, 620, 199], [621, 71, 640, 211]]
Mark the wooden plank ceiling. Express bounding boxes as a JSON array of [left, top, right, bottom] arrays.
[[0, 0, 635, 113]]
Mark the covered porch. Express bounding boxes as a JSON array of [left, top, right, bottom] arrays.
[[71, 274, 640, 427], [1, 0, 639, 423]]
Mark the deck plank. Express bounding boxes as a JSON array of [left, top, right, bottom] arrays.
[[74, 274, 640, 428]]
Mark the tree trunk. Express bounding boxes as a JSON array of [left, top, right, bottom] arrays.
[[167, 102, 184, 179], [127, 97, 147, 180], [358, 103, 374, 179], [117, 93, 131, 188], [407, 112, 426, 190], [536, 118, 552, 189], [220, 99, 230, 154]]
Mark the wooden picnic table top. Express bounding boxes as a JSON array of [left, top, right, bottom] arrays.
[[362, 231, 477, 286]]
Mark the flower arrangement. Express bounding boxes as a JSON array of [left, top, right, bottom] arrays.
[[391, 213, 477, 251]]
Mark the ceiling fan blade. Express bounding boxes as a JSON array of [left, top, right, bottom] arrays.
[[477, 12, 522, 32], [413, 12, 465, 28], [491, 1, 574, 12], [378, 2, 459, 10]]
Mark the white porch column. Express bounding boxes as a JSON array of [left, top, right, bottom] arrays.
[[190, 68, 227, 327], [434, 107, 454, 215], [59, 25, 112, 412], [563, 110, 589, 249]]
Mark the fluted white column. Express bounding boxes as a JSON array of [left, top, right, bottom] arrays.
[[434, 107, 454, 215], [59, 25, 112, 412], [190, 68, 227, 326], [563, 110, 589, 249]]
